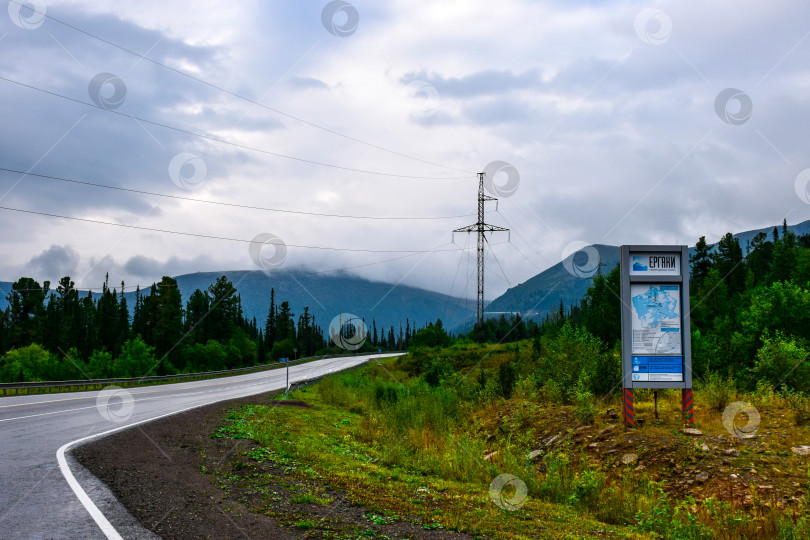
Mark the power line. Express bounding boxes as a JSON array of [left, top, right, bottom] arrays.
[[0, 75, 470, 180], [8, 0, 473, 176], [485, 235, 513, 288], [0, 167, 474, 221], [0, 243, 461, 292], [0, 204, 463, 254], [494, 208, 545, 270]]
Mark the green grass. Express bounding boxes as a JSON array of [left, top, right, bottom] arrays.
[[213, 347, 810, 539], [215, 364, 647, 538]]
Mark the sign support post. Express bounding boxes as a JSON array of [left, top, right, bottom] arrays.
[[280, 357, 289, 399], [620, 245, 693, 427]]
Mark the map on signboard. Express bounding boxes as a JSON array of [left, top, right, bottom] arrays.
[[630, 284, 681, 354]]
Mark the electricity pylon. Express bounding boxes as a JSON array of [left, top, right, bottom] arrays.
[[453, 172, 509, 339]]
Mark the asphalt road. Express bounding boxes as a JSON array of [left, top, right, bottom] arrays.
[[0, 353, 399, 539]]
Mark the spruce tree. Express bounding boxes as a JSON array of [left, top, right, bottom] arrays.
[[691, 236, 714, 286], [265, 288, 276, 350]]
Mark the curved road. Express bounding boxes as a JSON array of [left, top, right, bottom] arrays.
[[0, 353, 399, 539]]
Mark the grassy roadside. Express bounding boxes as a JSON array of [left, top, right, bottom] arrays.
[[211, 386, 646, 539], [210, 345, 810, 539]]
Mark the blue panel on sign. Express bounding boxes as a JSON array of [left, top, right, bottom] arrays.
[[660, 328, 680, 332], [661, 285, 679, 291], [631, 356, 684, 374]]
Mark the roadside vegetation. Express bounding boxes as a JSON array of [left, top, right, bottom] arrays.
[[0, 274, 414, 383], [209, 224, 810, 538], [214, 342, 809, 538]]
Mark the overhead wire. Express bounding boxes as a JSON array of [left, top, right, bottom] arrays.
[[7, 0, 473, 176], [485, 235, 513, 288], [0, 167, 474, 221], [0, 242, 462, 292], [0, 75, 470, 180], [441, 232, 470, 323], [495, 205, 551, 268], [1, 2, 545, 299], [0, 204, 464, 254]]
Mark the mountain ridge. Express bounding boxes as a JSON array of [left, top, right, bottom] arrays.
[[474, 219, 810, 332], [0, 270, 476, 335]]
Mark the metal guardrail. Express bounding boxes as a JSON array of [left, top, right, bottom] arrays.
[[0, 351, 381, 394]]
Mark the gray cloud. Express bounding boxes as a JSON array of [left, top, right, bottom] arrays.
[[123, 253, 218, 278], [401, 69, 543, 98], [25, 245, 80, 281], [288, 76, 329, 90], [1, 0, 809, 302]]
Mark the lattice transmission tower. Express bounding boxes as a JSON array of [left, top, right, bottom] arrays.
[[453, 172, 509, 338]]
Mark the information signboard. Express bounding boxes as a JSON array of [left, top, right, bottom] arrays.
[[620, 245, 692, 390]]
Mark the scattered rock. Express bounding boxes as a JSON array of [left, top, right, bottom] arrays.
[[527, 449, 543, 461], [621, 453, 638, 465], [696, 472, 709, 483], [484, 451, 499, 461], [681, 428, 703, 436], [607, 449, 619, 455], [635, 464, 646, 471], [543, 434, 560, 448], [588, 443, 599, 449], [696, 443, 709, 452], [758, 485, 774, 491], [730, 474, 738, 480], [597, 425, 616, 440], [723, 448, 740, 457], [791, 446, 810, 456]]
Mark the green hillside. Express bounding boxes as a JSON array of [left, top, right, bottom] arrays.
[[477, 219, 810, 331]]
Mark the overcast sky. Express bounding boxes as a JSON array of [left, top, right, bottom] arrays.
[[1, 0, 809, 300]]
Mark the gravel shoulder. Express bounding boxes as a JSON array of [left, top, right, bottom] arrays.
[[73, 392, 297, 539]]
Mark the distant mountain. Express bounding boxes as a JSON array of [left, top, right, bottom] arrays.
[[0, 270, 476, 335], [2, 220, 809, 338], [467, 219, 810, 333], [472, 244, 619, 331], [710, 220, 810, 253]]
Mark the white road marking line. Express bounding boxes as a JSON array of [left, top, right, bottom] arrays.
[[54, 356, 376, 539], [57, 402, 220, 540]]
